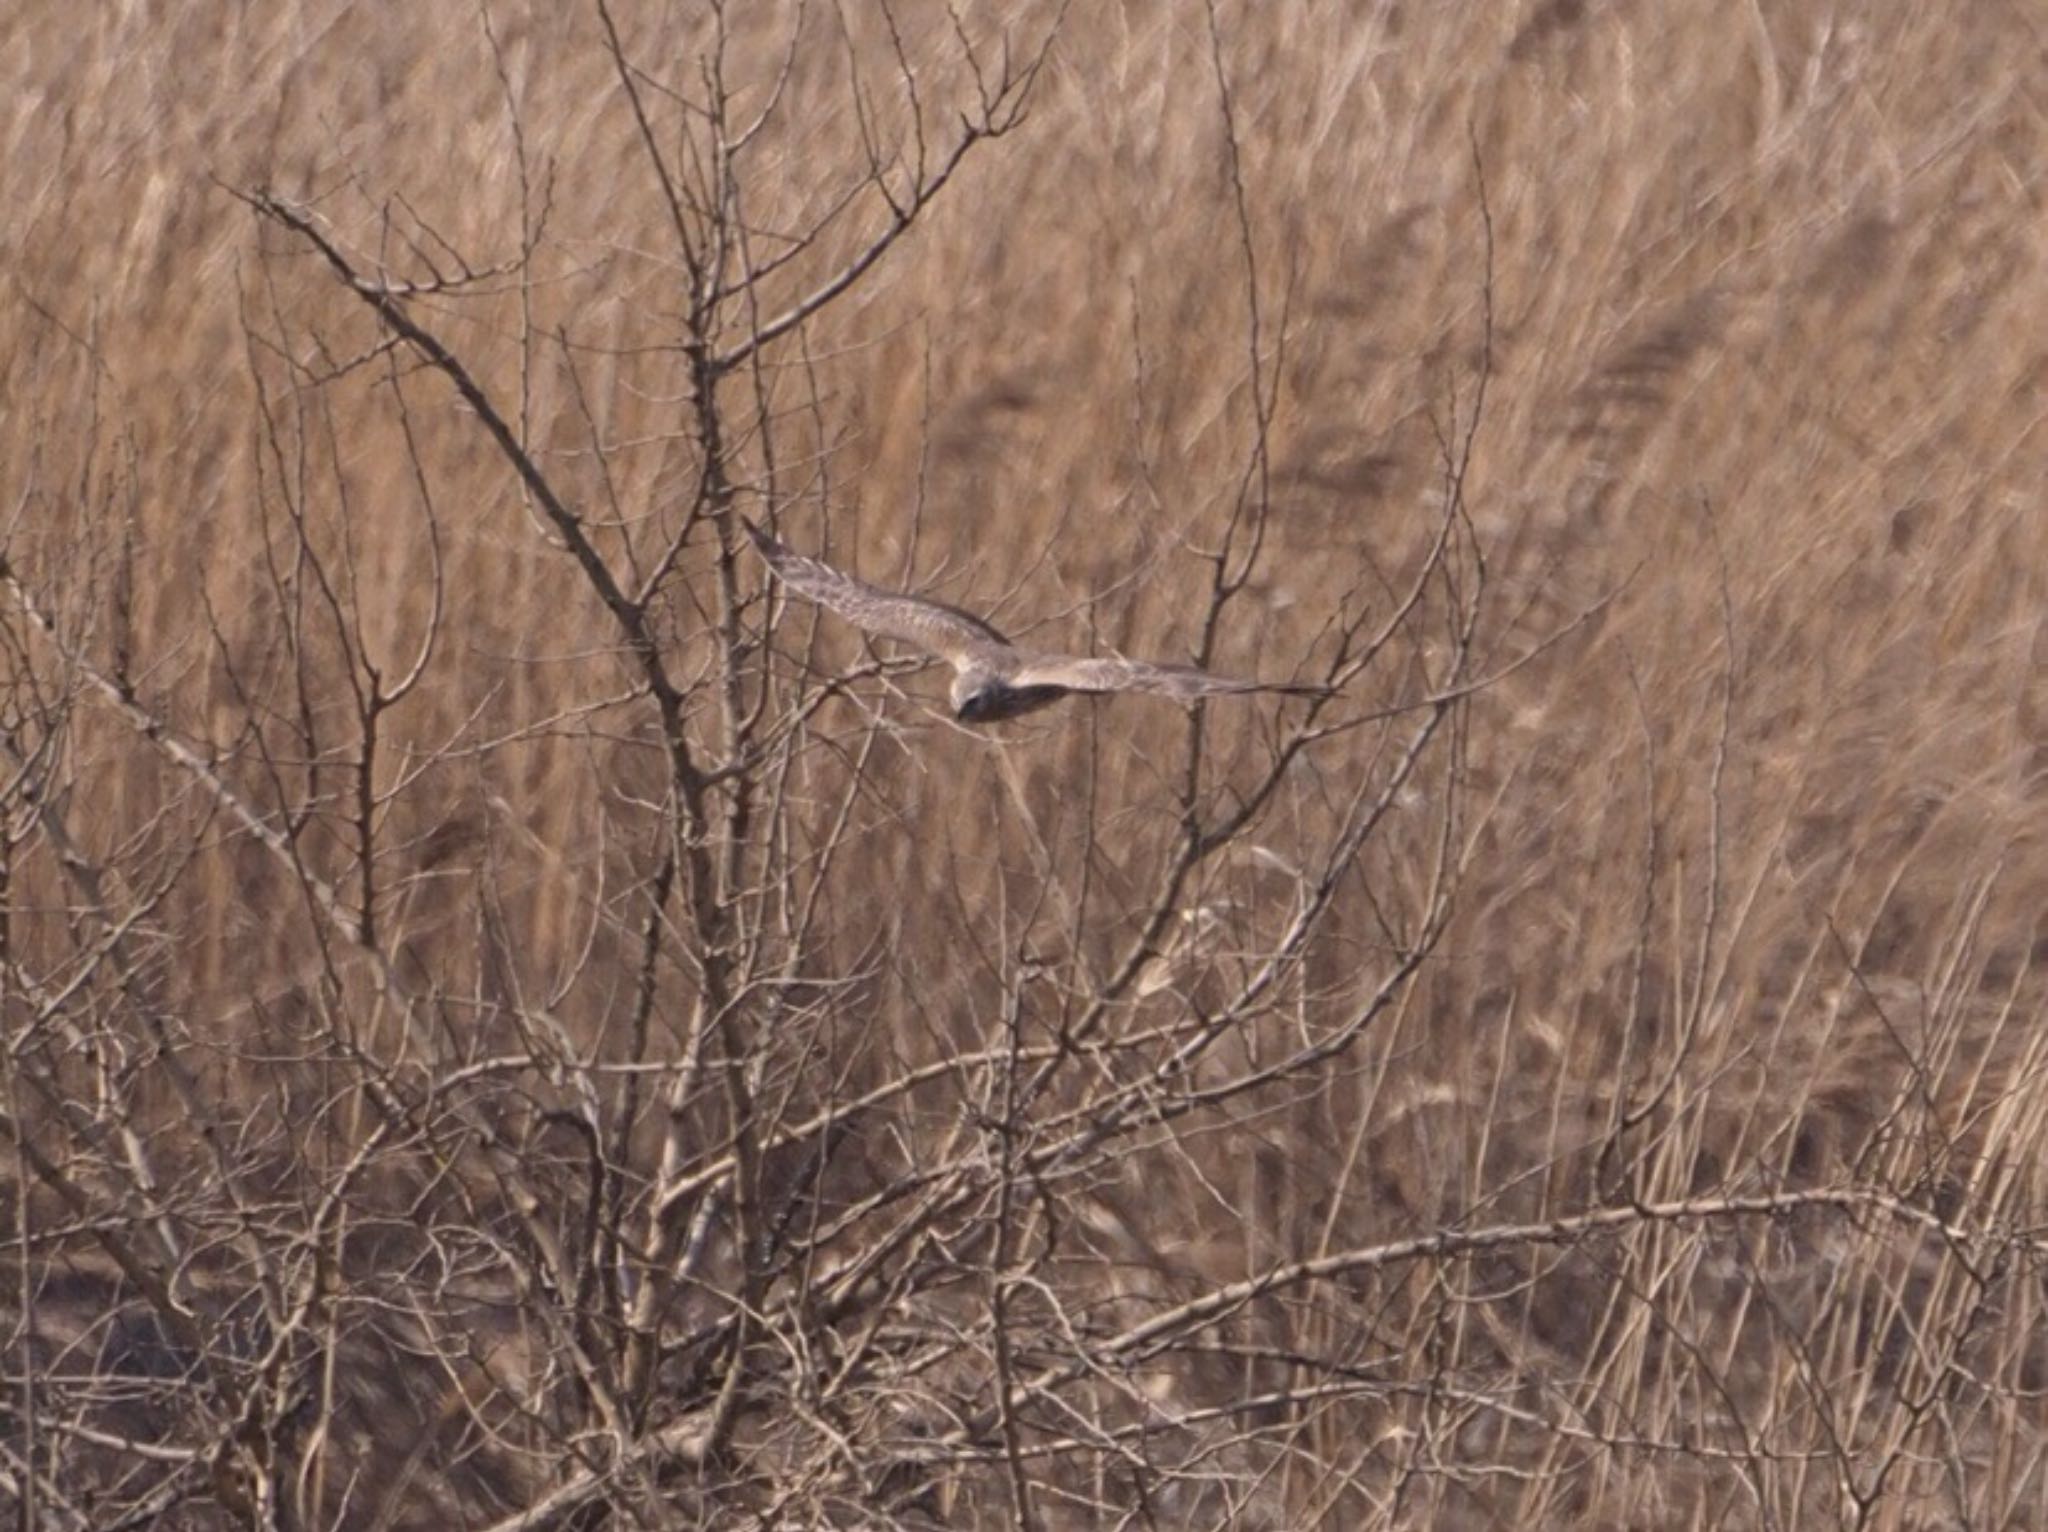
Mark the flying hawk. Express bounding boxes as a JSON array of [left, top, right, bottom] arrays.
[[744, 519, 1325, 724]]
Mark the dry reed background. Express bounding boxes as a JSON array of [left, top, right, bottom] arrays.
[[3, 2, 2047, 1528]]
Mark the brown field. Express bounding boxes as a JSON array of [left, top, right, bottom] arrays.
[[3, 2, 2046, 1527]]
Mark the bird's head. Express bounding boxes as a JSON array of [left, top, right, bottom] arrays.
[[952, 669, 1009, 724]]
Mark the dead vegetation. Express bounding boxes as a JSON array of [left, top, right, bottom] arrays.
[[2, 2, 2045, 1527]]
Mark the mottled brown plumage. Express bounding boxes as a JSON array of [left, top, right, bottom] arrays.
[[744, 520, 1325, 724]]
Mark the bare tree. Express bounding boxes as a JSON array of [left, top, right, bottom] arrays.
[[4, 4, 2046, 1530]]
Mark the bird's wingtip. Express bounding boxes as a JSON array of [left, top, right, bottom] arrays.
[[739, 517, 781, 561]]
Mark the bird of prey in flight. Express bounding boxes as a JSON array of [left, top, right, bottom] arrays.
[[744, 519, 1326, 724]]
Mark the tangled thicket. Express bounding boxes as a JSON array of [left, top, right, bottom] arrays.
[[3, 3, 2046, 1528]]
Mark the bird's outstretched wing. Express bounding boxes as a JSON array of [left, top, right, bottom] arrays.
[[1009, 653, 1327, 701], [744, 519, 1010, 661]]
